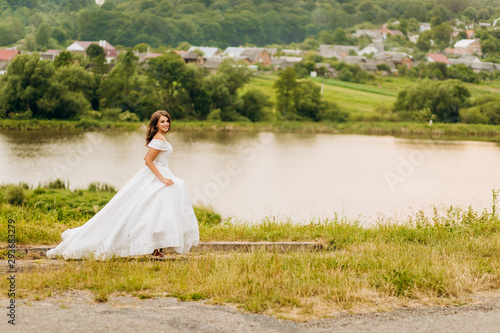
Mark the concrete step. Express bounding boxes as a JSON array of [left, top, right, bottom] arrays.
[[2, 242, 324, 258]]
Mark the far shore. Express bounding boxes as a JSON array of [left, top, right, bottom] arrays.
[[2, 119, 500, 142]]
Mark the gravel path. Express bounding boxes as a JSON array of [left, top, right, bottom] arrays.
[[1, 291, 499, 333]]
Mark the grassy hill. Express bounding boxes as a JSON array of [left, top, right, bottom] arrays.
[[248, 74, 500, 114]]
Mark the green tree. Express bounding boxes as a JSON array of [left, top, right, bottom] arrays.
[[86, 44, 105, 60], [394, 79, 470, 122], [274, 67, 298, 116], [481, 40, 498, 57], [0, 54, 89, 119], [332, 27, 348, 45], [35, 23, 52, 51], [294, 80, 323, 121], [54, 51, 74, 68], [235, 89, 272, 122], [145, 52, 186, 115]]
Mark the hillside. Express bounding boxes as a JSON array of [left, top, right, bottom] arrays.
[[0, 0, 498, 50]]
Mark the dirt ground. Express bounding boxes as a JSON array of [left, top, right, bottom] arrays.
[[1, 290, 499, 333]]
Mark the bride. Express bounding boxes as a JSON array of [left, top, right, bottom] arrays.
[[46, 110, 199, 259]]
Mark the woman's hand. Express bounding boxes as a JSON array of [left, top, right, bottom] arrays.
[[161, 178, 174, 186]]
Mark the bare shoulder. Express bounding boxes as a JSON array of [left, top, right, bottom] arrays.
[[153, 134, 167, 142]]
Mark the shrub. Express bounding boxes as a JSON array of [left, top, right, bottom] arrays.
[[6, 185, 25, 205], [194, 205, 222, 226], [206, 109, 222, 121], [459, 107, 489, 124], [118, 111, 140, 122], [46, 179, 66, 189]]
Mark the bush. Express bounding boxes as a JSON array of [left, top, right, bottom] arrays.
[[194, 205, 222, 226], [350, 111, 383, 122], [45, 179, 66, 189], [6, 185, 25, 205], [318, 102, 349, 122], [80, 110, 102, 120], [100, 108, 122, 121], [118, 111, 140, 122], [206, 109, 222, 121], [87, 182, 116, 192], [459, 107, 489, 124]]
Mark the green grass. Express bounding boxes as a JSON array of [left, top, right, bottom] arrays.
[[1, 194, 500, 320], [1, 183, 500, 320], [248, 74, 500, 114]]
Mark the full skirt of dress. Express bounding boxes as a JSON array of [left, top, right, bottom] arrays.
[[46, 164, 199, 260]]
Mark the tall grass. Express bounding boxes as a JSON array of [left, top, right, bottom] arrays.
[[1, 184, 500, 320]]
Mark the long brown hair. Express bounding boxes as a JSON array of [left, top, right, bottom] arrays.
[[146, 110, 171, 144]]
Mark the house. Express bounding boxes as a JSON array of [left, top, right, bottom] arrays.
[[223, 47, 246, 58], [175, 51, 204, 65], [0, 61, 9, 75], [188, 46, 221, 58], [66, 40, 118, 63], [451, 39, 481, 56], [281, 49, 303, 57], [358, 44, 385, 56], [343, 56, 379, 73], [380, 27, 405, 39], [202, 57, 224, 74], [352, 29, 383, 43], [426, 53, 451, 64], [419, 23, 431, 32], [315, 63, 337, 78], [0, 49, 20, 61], [0, 50, 20, 74], [450, 55, 481, 64], [319, 44, 360, 58], [376, 52, 413, 68], [271, 56, 302, 70], [451, 30, 475, 39], [135, 51, 163, 63], [240, 48, 271, 67], [223, 47, 271, 67], [39, 50, 62, 61]]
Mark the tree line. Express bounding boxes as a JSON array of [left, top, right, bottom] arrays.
[[0, 48, 340, 123], [1, 0, 499, 51]]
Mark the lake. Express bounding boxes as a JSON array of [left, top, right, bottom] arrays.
[[1, 129, 499, 223]]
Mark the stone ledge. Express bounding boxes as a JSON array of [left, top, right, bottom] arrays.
[[2, 242, 324, 257]]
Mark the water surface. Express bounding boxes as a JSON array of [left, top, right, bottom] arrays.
[[1, 130, 499, 223]]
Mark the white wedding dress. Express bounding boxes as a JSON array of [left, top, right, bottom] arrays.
[[46, 139, 199, 260]]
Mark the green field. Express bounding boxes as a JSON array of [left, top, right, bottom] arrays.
[[248, 75, 500, 114]]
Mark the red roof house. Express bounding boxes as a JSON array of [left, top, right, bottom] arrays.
[[426, 53, 451, 64], [0, 50, 20, 61]]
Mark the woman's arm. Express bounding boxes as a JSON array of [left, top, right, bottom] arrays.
[[145, 148, 174, 186]]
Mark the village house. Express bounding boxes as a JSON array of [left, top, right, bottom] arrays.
[[271, 56, 302, 70], [451, 30, 475, 39], [426, 53, 451, 64], [39, 49, 62, 61], [135, 51, 163, 63], [318, 44, 360, 58], [352, 29, 383, 43], [446, 39, 481, 56], [315, 63, 337, 78], [175, 51, 204, 65], [419, 23, 431, 32], [222, 47, 271, 67], [358, 44, 385, 56], [380, 27, 405, 39], [188, 46, 221, 58], [0, 49, 20, 74], [202, 57, 224, 74], [66, 40, 118, 63], [343, 56, 379, 73], [376, 52, 413, 68]]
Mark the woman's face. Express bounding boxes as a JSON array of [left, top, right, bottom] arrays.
[[157, 115, 170, 133]]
